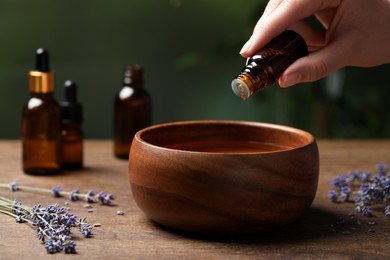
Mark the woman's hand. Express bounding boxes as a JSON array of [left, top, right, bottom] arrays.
[[240, 0, 390, 87]]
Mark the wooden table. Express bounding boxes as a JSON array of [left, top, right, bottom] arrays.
[[1, 140, 389, 259]]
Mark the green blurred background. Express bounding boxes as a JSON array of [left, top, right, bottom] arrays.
[[1, 0, 389, 139]]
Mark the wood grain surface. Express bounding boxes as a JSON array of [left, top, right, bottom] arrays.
[[1, 140, 390, 259]]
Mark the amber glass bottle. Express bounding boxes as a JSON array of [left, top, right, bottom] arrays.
[[231, 30, 308, 100], [114, 65, 151, 159], [22, 48, 61, 174], [60, 80, 83, 169]]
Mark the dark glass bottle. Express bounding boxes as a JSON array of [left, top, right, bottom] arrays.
[[114, 65, 151, 159], [231, 30, 308, 100], [22, 48, 61, 174], [60, 80, 83, 169]]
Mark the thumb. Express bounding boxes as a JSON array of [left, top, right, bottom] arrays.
[[278, 37, 349, 87]]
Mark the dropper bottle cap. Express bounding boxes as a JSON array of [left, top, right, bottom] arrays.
[[231, 75, 256, 100], [60, 80, 83, 124], [123, 65, 143, 86], [29, 48, 54, 93]]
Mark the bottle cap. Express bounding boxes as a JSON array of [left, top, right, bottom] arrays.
[[60, 80, 83, 124], [123, 65, 143, 86], [29, 48, 54, 93], [231, 78, 252, 100]]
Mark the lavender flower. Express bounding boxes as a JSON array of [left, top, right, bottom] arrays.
[[355, 195, 373, 217], [328, 163, 390, 217], [77, 217, 93, 238], [0, 182, 115, 206], [62, 239, 77, 254], [361, 206, 373, 217], [106, 193, 115, 205], [9, 181, 20, 192], [15, 215, 26, 223], [97, 192, 115, 205], [376, 163, 388, 177], [385, 205, 390, 217], [69, 188, 80, 201], [363, 176, 388, 203], [0, 182, 116, 253], [86, 189, 96, 203], [51, 186, 62, 198], [328, 190, 338, 202], [355, 171, 371, 183], [0, 196, 96, 254], [345, 170, 371, 185], [383, 178, 390, 202], [61, 212, 77, 227], [45, 236, 61, 254], [331, 175, 348, 188], [340, 186, 351, 202]]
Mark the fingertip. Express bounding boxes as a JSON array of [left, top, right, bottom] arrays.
[[239, 38, 253, 57], [279, 47, 342, 87], [278, 73, 302, 88]]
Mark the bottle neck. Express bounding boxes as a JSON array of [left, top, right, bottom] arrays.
[[122, 65, 143, 89], [231, 62, 270, 100], [29, 92, 54, 99], [123, 79, 142, 89], [61, 120, 83, 131], [60, 102, 83, 125]]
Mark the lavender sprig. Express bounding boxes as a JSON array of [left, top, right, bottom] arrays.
[[328, 163, 389, 217], [97, 192, 115, 206], [0, 196, 93, 254], [0, 182, 115, 206]]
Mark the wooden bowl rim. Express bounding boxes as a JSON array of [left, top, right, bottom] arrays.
[[133, 120, 315, 155]]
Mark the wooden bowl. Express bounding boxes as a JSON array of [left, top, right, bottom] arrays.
[[129, 120, 319, 234]]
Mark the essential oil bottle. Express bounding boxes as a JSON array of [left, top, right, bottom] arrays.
[[114, 65, 151, 159], [22, 48, 61, 174], [60, 80, 83, 169], [231, 30, 308, 100]]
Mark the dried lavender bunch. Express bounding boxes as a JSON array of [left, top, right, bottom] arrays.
[[0, 182, 114, 206], [0, 196, 93, 254], [328, 163, 389, 217]]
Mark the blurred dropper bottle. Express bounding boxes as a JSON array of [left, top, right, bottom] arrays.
[[114, 65, 151, 159], [231, 30, 308, 100], [22, 48, 61, 174], [60, 80, 84, 169]]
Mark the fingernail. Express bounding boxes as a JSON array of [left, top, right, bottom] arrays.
[[279, 73, 301, 88], [240, 38, 252, 55]]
